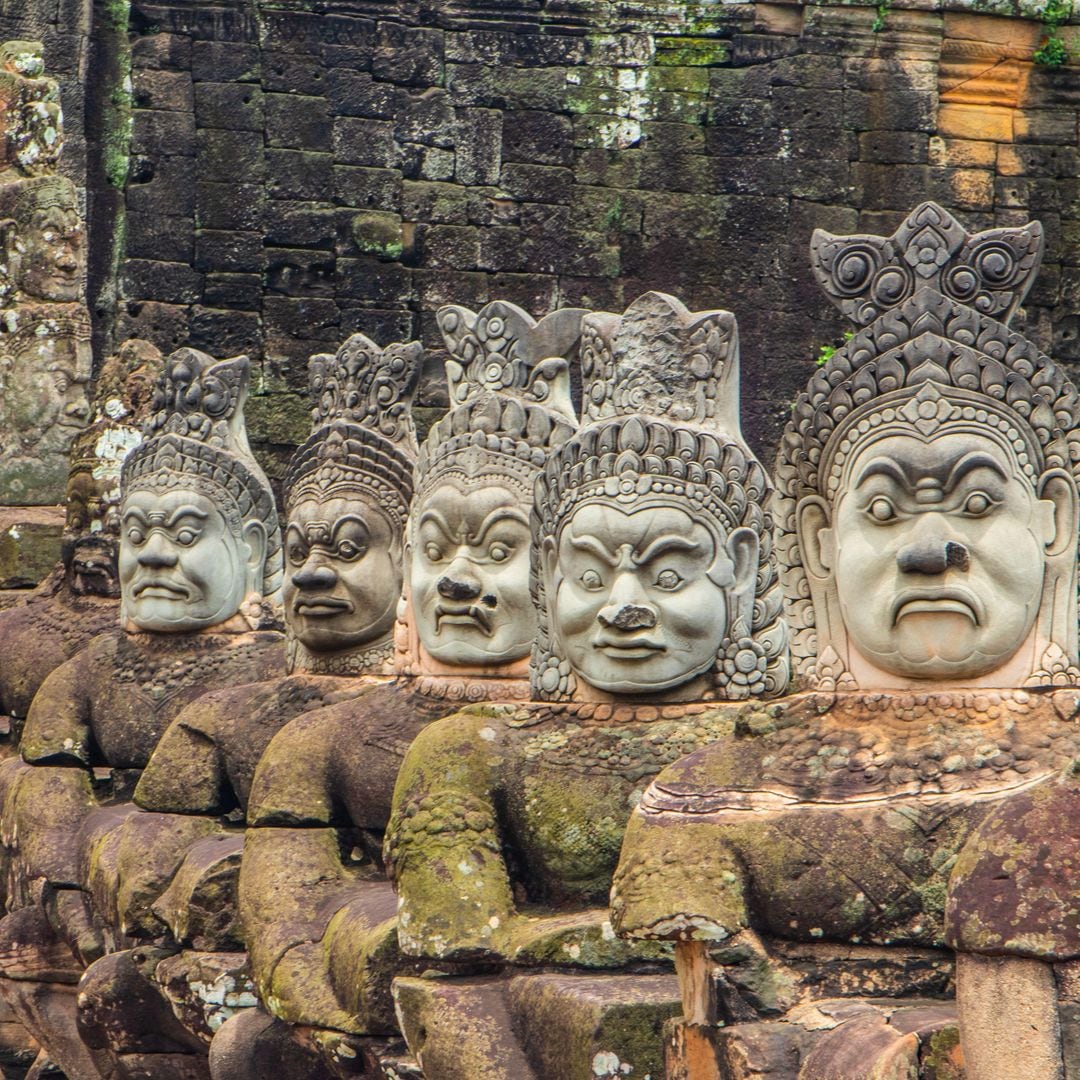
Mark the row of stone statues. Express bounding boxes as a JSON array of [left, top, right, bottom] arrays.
[[0, 201, 1073, 1080]]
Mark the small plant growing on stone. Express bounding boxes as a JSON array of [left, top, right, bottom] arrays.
[[1035, 0, 1072, 67], [815, 330, 854, 366], [872, 0, 892, 33]]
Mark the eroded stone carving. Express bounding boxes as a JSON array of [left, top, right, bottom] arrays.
[[60, 335, 423, 1079], [119, 347, 282, 631], [0, 339, 162, 729], [400, 300, 581, 674], [383, 293, 782, 1079], [534, 291, 787, 702], [612, 205, 1080, 1080], [0, 42, 62, 179], [0, 175, 91, 503], [283, 335, 421, 674], [184, 301, 587, 1077]]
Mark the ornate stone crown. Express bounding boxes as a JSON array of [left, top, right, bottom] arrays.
[[122, 348, 283, 604], [533, 291, 789, 702], [416, 300, 585, 504], [777, 203, 1080, 687], [284, 334, 421, 532], [811, 200, 1043, 327]]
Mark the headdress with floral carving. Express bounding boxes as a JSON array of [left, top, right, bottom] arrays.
[[393, 301, 584, 680], [415, 300, 584, 509], [532, 291, 789, 702], [284, 333, 421, 534]]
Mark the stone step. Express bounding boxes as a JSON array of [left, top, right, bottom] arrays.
[[392, 971, 680, 1080]]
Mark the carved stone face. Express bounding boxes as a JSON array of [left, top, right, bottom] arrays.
[[0, 332, 91, 439], [7, 198, 83, 302], [410, 479, 534, 666], [284, 494, 401, 653], [547, 503, 752, 694], [120, 488, 262, 632], [66, 536, 120, 598], [822, 431, 1056, 681]]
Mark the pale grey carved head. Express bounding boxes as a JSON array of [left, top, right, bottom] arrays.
[[0, 174, 82, 304], [777, 202, 1080, 690], [283, 334, 421, 674], [0, 41, 63, 178], [119, 348, 282, 633], [400, 300, 583, 673], [533, 291, 789, 703]]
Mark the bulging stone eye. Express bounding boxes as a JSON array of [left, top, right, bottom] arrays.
[[338, 540, 362, 560], [656, 569, 683, 590], [964, 492, 992, 516], [869, 498, 895, 522], [581, 568, 603, 590]]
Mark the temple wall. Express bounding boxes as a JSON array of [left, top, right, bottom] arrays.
[[3, 0, 1079, 487]]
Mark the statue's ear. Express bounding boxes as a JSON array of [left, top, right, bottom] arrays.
[[725, 527, 759, 635], [797, 495, 834, 579], [241, 520, 268, 595], [541, 534, 559, 596], [1038, 469, 1078, 558]]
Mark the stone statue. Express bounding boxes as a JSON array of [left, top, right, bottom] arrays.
[[206, 300, 585, 1078], [384, 292, 785, 1079], [0, 42, 63, 179], [0, 339, 162, 733], [0, 347, 285, 1079], [70, 334, 422, 1078], [612, 205, 1080, 1079]]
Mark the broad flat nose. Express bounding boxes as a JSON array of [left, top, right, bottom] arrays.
[[437, 559, 481, 601], [897, 539, 969, 574], [292, 560, 338, 590], [597, 603, 658, 631], [136, 533, 177, 568]]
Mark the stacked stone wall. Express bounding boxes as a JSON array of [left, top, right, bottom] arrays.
[[4, 0, 1080, 486]]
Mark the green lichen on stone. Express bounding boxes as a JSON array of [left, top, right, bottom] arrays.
[[921, 1023, 963, 1079], [654, 36, 729, 67], [101, 0, 133, 190], [246, 391, 310, 446], [351, 211, 405, 260]]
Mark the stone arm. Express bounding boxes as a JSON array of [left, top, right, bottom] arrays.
[[384, 710, 516, 964], [610, 807, 750, 946], [20, 651, 95, 766], [239, 825, 377, 1033], [135, 700, 230, 815]]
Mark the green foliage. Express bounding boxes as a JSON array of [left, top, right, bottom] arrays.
[[871, 0, 893, 33], [1035, 0, 1072, 67], [814, 330, 854, 366]]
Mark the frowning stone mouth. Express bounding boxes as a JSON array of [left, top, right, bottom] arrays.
[[891, 585, 983, 626], [435, 603, 493, 635], [133, 580, 190, 599]]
